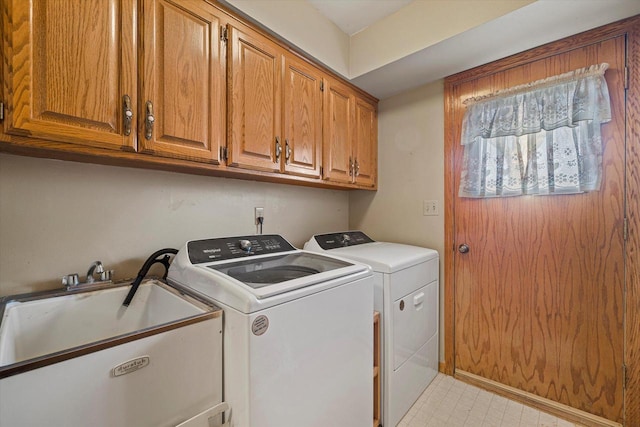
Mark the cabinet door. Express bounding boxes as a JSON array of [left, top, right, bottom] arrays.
[[282, 55, 322, 178], [3, 0, 136, 150], [354, 97, 377, 188], [228, 25, 282, 172], [139, 0, 224, 163], [322, 78, 354, 184]]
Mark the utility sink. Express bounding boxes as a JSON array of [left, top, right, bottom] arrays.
[[0, 279, 216, 368], [0, 280, 225, 427]]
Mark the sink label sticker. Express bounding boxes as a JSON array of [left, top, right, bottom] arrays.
[[112, 356, 150, 377], [252, 315, 269, 336]]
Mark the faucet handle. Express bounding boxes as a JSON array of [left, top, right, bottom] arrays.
[[62, 273, 80, 288], [100, 270, 114, 282]]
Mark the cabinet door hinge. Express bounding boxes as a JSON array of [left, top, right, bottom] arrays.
[[624, 66, 629, 90], [319, 166, 323, 176], [220, 146, 228, 161], [624, 217, 629, 241], [221, 26, 228, 43], [0, 102, 4, 122], [623, 364, 627, 389], [320, 81, 324, 92]]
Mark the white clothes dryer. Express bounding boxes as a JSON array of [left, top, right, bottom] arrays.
[[305, 231, 439, 427]]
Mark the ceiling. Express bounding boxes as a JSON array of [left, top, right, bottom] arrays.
[[306, 0, 412, 35], [304, 0, 640, 100]]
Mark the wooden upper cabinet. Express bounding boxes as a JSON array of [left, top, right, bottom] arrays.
[[3, 0, 137, 150], [228, 27, 325, 179], [322, 77, 354, 184], [138, 0, 225, 164], [228, 24, 282, 173], [1, 0, 377, 190], [354, 97, 377, 188], [322, 77, 377, 188], [282, 55, 323, 178]]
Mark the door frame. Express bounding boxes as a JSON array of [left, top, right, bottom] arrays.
[[444, 15, 640, 426]]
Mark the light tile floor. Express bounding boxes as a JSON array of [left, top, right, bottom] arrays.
[[398, 374, 579, 427]]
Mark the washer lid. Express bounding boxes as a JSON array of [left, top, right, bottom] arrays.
[[208, 252, 353, 289], [305, 233, 438, 273], [168, 236, 372, 313]]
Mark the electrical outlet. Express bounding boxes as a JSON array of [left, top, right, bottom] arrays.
[[255, 207, 264, 224], [423, 200, 439, 216]]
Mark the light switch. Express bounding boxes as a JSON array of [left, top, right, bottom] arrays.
[[423, 200, 439, 216]]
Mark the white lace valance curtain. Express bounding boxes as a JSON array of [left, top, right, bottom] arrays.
[[459, 63, 611, 198]]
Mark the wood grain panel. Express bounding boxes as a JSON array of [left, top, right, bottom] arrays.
[[138, 0, 224, 163], [228, 24, 281, 172], [625, 18, 640, 427], [354, 97, 377, 188], [443, 74, 457, 376], [3, 0, 136, 149], [322, 77, 353, 184], [449, 37, 626, 422], [283, 55, 322, 178]]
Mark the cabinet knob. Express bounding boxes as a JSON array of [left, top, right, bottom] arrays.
[[458, 244, 470, 254], [285, 139, 291, 164], [145, 101, 155, 140], [123, 95, 133, 136], [275, 137, 282, 162]]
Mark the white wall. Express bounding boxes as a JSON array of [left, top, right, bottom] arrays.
[[0, 154, 348, 296], [349, 0, 534, 78], [350, 80, 445, 359]]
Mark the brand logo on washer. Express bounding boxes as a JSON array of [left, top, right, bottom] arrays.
[[252, 315, 269, 336]]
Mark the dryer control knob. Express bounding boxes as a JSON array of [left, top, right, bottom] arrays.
[[341, 234, 351, 246], [239, 239, 253, 252]]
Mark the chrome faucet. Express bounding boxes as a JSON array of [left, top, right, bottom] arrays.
[[62, 261, 114, 290], [86, 261, 104, 284]]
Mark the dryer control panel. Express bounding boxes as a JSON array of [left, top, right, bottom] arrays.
[[187, 234, 296, 263], [312, 231, 374, 250]]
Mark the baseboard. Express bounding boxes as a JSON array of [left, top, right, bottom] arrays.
[[439, 361, 446, 373], [454, 370, 621, 427]]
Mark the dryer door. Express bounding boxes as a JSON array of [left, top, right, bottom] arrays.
[[393, 281, 437, 369]]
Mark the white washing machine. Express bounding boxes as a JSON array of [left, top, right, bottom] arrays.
[[305, 231, 439, 427], [167, 234, 373, 427]]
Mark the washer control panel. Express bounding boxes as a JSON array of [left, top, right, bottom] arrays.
[[313, 231, 374, 250], [187, 234, 295, 264]]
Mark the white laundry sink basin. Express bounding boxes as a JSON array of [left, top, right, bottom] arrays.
[[0, 280, 224, 427], [0, 279, 216, 367]]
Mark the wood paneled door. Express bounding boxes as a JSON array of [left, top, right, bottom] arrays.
[[354, 97, 377, 188], [322, 77, 378, 187], [445, 31, 628, 424], [138, 0, 225, 163], [322, 77, 354, 184], [227, 23, 282, 173], [282, 55, 323, 178], [2, 0, 137, 150]]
